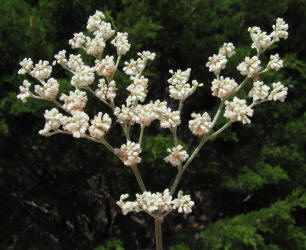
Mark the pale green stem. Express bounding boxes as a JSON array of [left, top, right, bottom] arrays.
[[208, 121, 233, 140], [139, 124, 145, 146], [84, 135, 117, 156], [131, 165, 146, 192], [172, 100, 184, 146], [210, 101, 225, 130], [30, 94, 67, 113], [155, 217, 163, 250], [172, 128, 178, 146]]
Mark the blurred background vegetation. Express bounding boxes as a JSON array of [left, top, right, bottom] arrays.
[[0, 0, 305, 249]]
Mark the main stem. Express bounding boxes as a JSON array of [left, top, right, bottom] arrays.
[[131, 165, 146, 192], [155, 217, 163, 250]]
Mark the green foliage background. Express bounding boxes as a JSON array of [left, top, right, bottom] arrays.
[[0, 0, 305, 249]]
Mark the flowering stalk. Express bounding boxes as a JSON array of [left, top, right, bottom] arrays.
[[16, 11, 289, 250]]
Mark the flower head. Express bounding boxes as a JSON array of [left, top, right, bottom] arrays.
[[164, 145, 189, 167], [224, 97, 253, 124]]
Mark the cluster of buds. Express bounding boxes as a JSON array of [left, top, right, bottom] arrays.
[[16, 10, 289, 224], [116, 189, 194, 216]]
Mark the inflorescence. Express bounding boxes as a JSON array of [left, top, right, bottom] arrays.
[[17, 10, 289, 218]]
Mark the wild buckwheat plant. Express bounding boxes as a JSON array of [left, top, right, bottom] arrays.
[[17, 11, 289, 250]]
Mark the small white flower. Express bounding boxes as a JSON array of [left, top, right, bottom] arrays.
[[189, 112, 212, 136], [95, 79, 117, 101], [270, 18, 289, 42], [67, 54, 84, 72], [95, 56, 116, 78], [237, 56, 261, 77], [119, 141, 141, 167], [268, 82, 288, 102], [31, 60, 52, 81], [137, 51, 156, 61], [18, 58, 33, 75], [172, 191, 195, 214], [17, 80, 32, 103], [53, 50, 67, 66], [71, 65, 95, 88], [39, 108, 64, 136], [85, 36, 106, 56], [267, 54, 283, 71], [126, 75, 149, 105], [60, 89, 88, 112], [34, 78, 59, 100], [211, 76, 238, 100], [123, 58, 145, 76], [249, 81, 270, 101], [224, 97, 253, 124], [89, 112, 112, 139], [114, 105, 136, 125], [62, 110, 89, 138], [206, 54, 227, 76], [164, 145, 189, 167], [87, 10, 105, 32], [133, 104, 159, 127], [248, 26, 272, 53], [160, 110, 181, 129], [93, 21, 115, 40], [111, 32, 131, 55], [219, 43, 236, 58], [69, 32, 86, 49]]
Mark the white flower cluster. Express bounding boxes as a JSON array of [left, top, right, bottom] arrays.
[[69, 11, 115, 56], [111, 32, 131, 56], [39, 108, 64, 136], [123, 51, 156, 76], [164, 145, 189, 167], [168, 68, 203, 100], [62, 110, 89, 138], [224, 97, 254, 124], [160, 110, 181, 129], [18, 58, 33, 75], [123, 58, 145, 76], [95, 56, 116, 78], [267, 54, 283, 71], [34, 78, 59, 100], [126, 75, 149, 105], [248, 26, 272, 53], [172, 190, 195, 214], [248, 18, 288, 53], [117, 189, 194, 215], [17, 80, 32, 103], [133, 103, 159, 127], [206, 54, 227, 76], [211, 76, 238, 100], [249, 81, 270, 102], [18, 58, 60, 102], [18, 58, 52, 82], [219, 42, 236, 58], [95, 79, 117, 102], [69, 33, 86, 49], [270, 18, 289, 42], [114, 104, 137, 125], [60, 89, 88, 112], [118, 141, 142, 167], [237, 56, 261, 77], [67, 54, 84, 71], [89, 112, 112, 139], [268, 82, 288, 102], [31, 60, 52, 81], [114, 100, 181, 129], [188, 112, 212, 136], [71, 65, 95, 88]]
